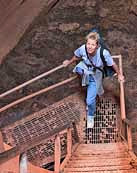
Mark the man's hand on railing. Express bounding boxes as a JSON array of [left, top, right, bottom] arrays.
[[63, 56, 79, 67], [118, 74, 125, 83], [63, 60, 71, 67]]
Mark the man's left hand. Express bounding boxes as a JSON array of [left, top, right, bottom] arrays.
[[118, 74, 125, 82]]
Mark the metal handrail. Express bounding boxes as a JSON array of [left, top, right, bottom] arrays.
[[119, 55, 126, 120], [0, 64, 64, 98], [0, 55, 120, 99], [0, 76, 77, 113], [117, 56, 133, 151], [0, 56, 121, 113]]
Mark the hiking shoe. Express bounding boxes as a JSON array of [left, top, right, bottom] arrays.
[[87, 116, 94, 128]]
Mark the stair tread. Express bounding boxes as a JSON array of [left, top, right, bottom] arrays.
[[64, 164, 134, 171], [74, 151, 128, 155], [67, 161, 131, 167], [72, 153, 129, 158], [71, 157, 131, 160], [64, 170, 137, 173], [69, 157, 131, 163], [78, 142, 125, 147], [77, 147, 127, 152]]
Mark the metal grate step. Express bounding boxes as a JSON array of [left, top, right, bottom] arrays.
[[84, 95, 120, 144]]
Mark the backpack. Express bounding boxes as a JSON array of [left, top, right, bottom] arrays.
[[89, 28, 116, 78]]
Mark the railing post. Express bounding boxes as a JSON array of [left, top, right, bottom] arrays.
[[127, 125, 133, 151], [0, 131, 4, 152], [54, 134, 61, 173], [119, 55, 126, 120], [67, 128, 72, 157], [19, 153, 28, 173], [72, 122, 79, 143]]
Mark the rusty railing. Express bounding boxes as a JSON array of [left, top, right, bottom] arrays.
[[118, 55, 133, 151], [0, 121, 79, 173], [0, 64, 78, 173]]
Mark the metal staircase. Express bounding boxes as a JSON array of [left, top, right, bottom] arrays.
[[0, 55, 137, 173], [63, 142, 137, 173]]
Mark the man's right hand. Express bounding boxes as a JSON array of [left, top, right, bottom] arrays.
[[63, 60, 71, 67]]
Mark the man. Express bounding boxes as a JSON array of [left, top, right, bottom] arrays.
[[63, 32, 124, 128]]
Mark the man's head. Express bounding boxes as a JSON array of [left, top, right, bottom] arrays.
[[85, 32, 99, 55]]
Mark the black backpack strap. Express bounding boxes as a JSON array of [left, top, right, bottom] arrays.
[[100, 47, 107, 66], [100, 47, 116, 77], [100, 47, 107, 76]]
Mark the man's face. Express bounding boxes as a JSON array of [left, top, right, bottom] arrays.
[[86, 38, 98, 55]]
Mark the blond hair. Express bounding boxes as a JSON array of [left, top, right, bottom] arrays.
[[85, 32, 99, 44]]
